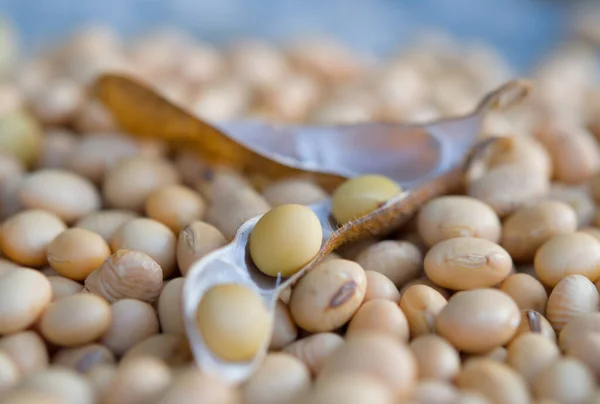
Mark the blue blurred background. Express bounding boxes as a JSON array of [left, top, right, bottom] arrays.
[[0, 0, 591, 72]]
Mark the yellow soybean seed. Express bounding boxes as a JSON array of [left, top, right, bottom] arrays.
[[249, 204, 322, 277], [331, 175, 401, 224], [196, 283, 271, 362]]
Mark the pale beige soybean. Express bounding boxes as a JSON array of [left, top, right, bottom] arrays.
[[36, 129, 76, 170], [270, 300, 298, 350], [29, 78, 84, 126], [65, 134, 140, 184], [289, 259, 366, 332], [84, 250, 163, 303], [0, 268, 52, 334], [346, 299, 409, 341], [565, 332, 600, 381], [39, 293, 111, 347], [145, 184, 206, 233], [307, 374, 394, 404], [363, 271, 400, 302], [355, 240, 422, 287], [399, 276, 452, 299], [17, 169, 100, 223], [467, 163, 550, 217], [409, 335, 460, 381], [506, 333, 560, 385], [53, 344, 115, 373], [0, 331, 49, 375], [456, 359, 531, 404], [196, 283, 270, 362], [102, 156, 180, 211], [512, 310, 556, 344], [416, 196, 501, 247], [435, 289, 520, 353], [543, 128, 600, 184], [559, 312, 600, 352], [261, 178, 328, 207], [153, 368, 240, 404], [176, 221, 226, 276], [74, 209, 139, 243], [0, 176, 24, 220], [47, 276, 83, 301], [85, 364, 116, 401], [282, 333, 345, 376], [0, 350, 19, 393], [101, 299, 159, 356], [47, 228, 111, 281], [546, 274, 600, 332], [399, 284, 448, 338], [0, 258, 20, 277], [487, 135, 552, 177], [110, 218, 177, 278], [16, 368, 94, 404], [335, 236, 378, 261], [2, 390, 64, 404], [453, 391, 492, 404], [103, 357, 172, 404], [249, 204, 322, 278], [424, 237, 512, 290], [121, 334, 192, 367], [157, 277, 185, 336], [242, 352, 311, 404], [533, 358, 595, 404], [545, 184, 595, 227], [0, 209, 66, 267], [318, 333, 417, 399], [501, 201, 577, 262], [414, 380, 459, 404], [499, 274, 548, 314], [0, 152, 24, 185], [534, 232, 600, 287], [331, 174, 402, 224]]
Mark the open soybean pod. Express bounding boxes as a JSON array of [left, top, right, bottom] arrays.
[[93, 74, 531, 384]]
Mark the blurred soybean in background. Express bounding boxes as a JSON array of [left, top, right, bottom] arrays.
[[0, 0, 592, 72]]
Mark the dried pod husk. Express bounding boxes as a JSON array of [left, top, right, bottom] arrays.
[[84, 250, 163, 303], [546, 274, 600, 332]]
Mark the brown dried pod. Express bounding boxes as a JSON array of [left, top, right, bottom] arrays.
[[94, 75, 530, 383]]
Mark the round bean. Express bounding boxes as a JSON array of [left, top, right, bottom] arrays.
[[261, 178, 328, 207], [409, 334, 460, 381], [559, 312, 600, 352], [196, 283, 271, 361], [249, 204, 322, 277], [506, 333, 560, 385], [0, 209, 66, 267], [534, 232, 600, 287], [74, 209, 139, 243], [110, 218, 177, 278], [435, 289, 520, 353], [307, 374, 394, 404], [512, 310, 556, 344], [0, 331, 48, 375], [17, 169, 100, 223], [355, 240, 422, 287], [363, 271, 400, 302], [0, 268, 52, 334], [269, 300, 298, 350], [15, 368, 94, 404], [331, 174, 401, 224], [533, 358, 595, 404], [242, 353, 311, 404], [0, 350, 19, 393], [346, 299, 409, 341], [153, 368, 240, 404], [145, 184, 206, 232], [546, 274, 600, 332], [47, 228, 111, 281], [101, 299, 159, 355], [39, 293, 111, 347], [157, 277, 185, 336], [499, 273, 548, 314], [282, 332, 344, 376], [121, 334, 192, 367], [501, 201, 577, 262], [53, 344, 115, 373], [176, 221, 226, 276], [416, 195, 501, 247], [399, 284, 448, 338], [47, 276, 83, 301], [424, 237, 512, 290], [289, 259, 366, 332], [102, 357, 172, 404]]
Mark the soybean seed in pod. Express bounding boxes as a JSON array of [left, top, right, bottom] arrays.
[[331, 174, 402, 225], [196, 283, 271, 362], [249, 204, 322, 278]]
